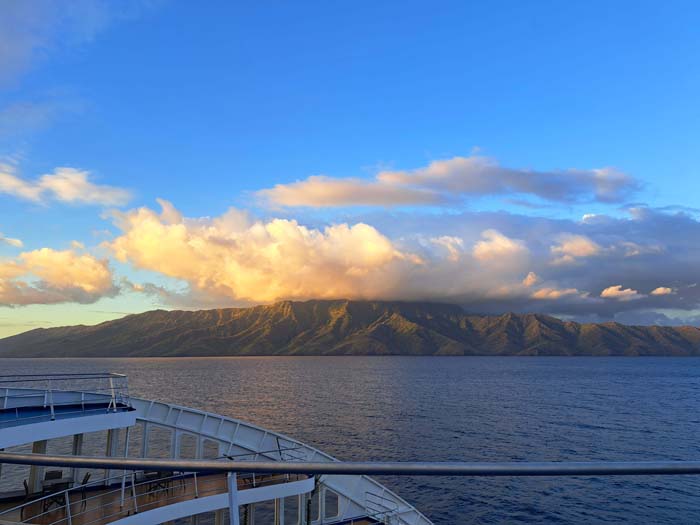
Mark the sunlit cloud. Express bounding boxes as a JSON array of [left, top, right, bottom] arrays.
[[0, 248, 117, 306], [600, 285, 645, 301], [550, 234, 602, 265], [106, 201, 586, 307], [531, 287, 586, 300], [257, 155, 638, 208], [522, 272, 540, 287], [0, 165, 131, 206], [472, 229, 528, 264], [257, 175, 442, 208], [650, 286, 674, 296]]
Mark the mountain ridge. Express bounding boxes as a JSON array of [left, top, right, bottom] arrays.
[[1, 299, 699, 357]]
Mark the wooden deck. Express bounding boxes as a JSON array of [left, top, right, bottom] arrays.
[[0, 473, 307, 525]]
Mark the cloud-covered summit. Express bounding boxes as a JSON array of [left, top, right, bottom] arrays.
[[87, 199, 698, 325]]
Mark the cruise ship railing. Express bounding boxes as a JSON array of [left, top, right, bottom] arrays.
[[0, 468, 307, 525], [4, 453, 700, 524], [0, 374, 131, 427]]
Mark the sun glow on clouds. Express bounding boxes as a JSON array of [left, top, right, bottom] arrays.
[[108, 200, 413, 303], [0, 248, 116, 306], [600, 285, 645, 301], [104, 200, 578, 306]]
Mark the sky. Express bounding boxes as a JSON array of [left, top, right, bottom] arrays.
[[1, 0, 700, 337]]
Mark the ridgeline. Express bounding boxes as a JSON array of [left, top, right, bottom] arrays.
[[1, 300, 699, 357]]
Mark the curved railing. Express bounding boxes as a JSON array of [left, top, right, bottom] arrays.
[[0, 374, 131, 428], [0, 469, 308, 525]]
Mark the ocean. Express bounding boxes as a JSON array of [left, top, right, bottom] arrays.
[[1, 356, 699, 524]]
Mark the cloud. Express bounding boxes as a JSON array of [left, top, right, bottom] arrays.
[[650, 286, 674, 296], [257, 175, 442, 208], [100, 201, 700, 324], [257, 155, 638, 208], [472, 229, 528, 263], [550, 234, 602, 265], [531, 287, 585, 300], [107, 201, 586, 307], [0, 234, 23, 248], [0, 165, 131, 206], [0, 248, 118, 306], [522, 272, 540, 287], [347, 205, 700, 319], [108, 201, 415, 303], [430, 236, 464, 262], [600, 285, 645, 301]]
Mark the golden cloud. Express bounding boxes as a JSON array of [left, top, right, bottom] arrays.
[[0, 248, 116, 305], [108, 201, 585, 306], [0, 165, 131, 206]]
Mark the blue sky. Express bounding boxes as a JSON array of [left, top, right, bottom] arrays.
[[1, 0, 700, 337]]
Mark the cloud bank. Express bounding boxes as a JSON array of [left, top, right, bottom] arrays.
[[258, 156, 638, 208], [1, 197, 697, 326], [96, 200, 700, 325]]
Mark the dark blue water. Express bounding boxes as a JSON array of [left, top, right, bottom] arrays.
[[2, 357, 699, 524]]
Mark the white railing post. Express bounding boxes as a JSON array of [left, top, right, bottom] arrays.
[[65, 490, 72, 525], [131, 472, 139, 513], [227, 472, 240, 525], [194, 472, 199, 498], [120, 426, 130, 508], [48, 380, 55, 420], [109, 376, 117, 412]]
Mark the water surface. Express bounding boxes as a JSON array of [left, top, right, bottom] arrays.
[[2, 357, 699, 524]]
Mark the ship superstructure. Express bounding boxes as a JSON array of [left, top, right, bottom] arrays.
[[0, 373, 432, 525]]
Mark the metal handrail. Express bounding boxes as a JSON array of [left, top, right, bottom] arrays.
[[3, 451, 700, 477], [0, 374, 131, 423], [0, 373, 127, 383], [0, 405, 131, 428]]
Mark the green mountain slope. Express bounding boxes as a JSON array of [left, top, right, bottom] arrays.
[[1, 300, 699, 357]]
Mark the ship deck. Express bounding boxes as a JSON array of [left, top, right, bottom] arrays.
[[0, 404, 132, 430], [0, 472, 312, 525]]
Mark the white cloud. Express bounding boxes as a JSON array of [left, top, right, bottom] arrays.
[[257, 175, 441, 208], [600, 285, 645, 301], [472, 229, 528, 263], [106, 202, 564, 307], [0, 248, 117, 306], [650, 286, 674, 296], [430, 236, 464, 262], [550, 234, 602, 265], [522, 272, 540, 287], [531, 287, 584, 300], [0, 165, 131, 206], [0, 233, 23, 248], [257, 155, 638, 208], [108, 201, 415, 303]]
